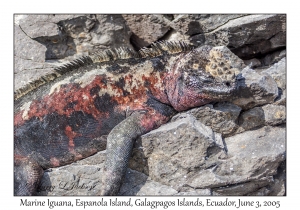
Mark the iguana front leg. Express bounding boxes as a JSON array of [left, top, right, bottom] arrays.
[[100, 111, 146, 195], [100, 101, 175, 196]]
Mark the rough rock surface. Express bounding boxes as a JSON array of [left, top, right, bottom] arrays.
[[232, 67, 279, 110], [14, 14, 132, 90], [36, 151, 178, 196], [236, 107, 265, 134], [14, 14, 286, 196], [169, 15, 286, 59], [262, 57, 286, 90], [261, 49, 286, 66], [122, 14, 170, 48], [262, 104, 286, 126], [213, 125, 286, 196], [244, 58, 261, 68], [17, 14, 132, 58], [204, 14, 286, 59], [235, 104, 286, 134], [129, 115, 225, 188], [14, 24, 54, 90], [172, 14, 247, 35], [172, 102, 241, 136]]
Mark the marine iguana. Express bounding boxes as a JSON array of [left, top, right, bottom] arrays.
[[14, 41, 245, 196]]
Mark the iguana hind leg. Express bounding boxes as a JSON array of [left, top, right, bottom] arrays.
[[100, 111, 146, 195], [14, 156, 43, 196]]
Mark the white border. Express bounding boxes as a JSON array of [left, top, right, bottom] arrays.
[[2, 0, 296, 209]]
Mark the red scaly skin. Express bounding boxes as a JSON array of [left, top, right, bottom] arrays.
[[15, 73, 167, 125], [14, 68, 173, 169]]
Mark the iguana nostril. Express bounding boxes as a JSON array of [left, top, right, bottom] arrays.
[[225, 82, 231, 87]]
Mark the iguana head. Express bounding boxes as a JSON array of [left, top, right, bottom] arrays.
[[166, 45, 244, 111]]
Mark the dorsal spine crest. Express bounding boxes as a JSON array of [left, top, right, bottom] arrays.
[[14, 41, 193, 100]]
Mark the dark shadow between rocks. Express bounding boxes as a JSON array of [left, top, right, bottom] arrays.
[[130, 34, 147, 51], [129, 137, 150, 177], [187, 21, 206, 47], [274, 87, 283, 102], [235, 73, 250, 98], [231, 42, 286, 60], [117, 168, 148, 196], [35, 35, 77, 60], [237, 106, 265, 132], [34, 15, 99, 60], [36, 171, 52, 196]]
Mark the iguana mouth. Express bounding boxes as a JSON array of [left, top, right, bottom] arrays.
[[201, 80, 237, 99]]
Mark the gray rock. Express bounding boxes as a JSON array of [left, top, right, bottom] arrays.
[[155, 14, 248, 46], [14, 14, 28, 25], [17, 15, 84, 59], [133, 180, 178, 196], [17, 15, 60, 38], [212, 177, 274, 196], [172, 102, 241, 136], [247, 187, 271, 196], [129, 115, 225, 191], [131, 118, 285, 195], [236, 107, 265, 133], [248, 161, 285, 196], [186, 126, 285, 192], [93, 15, 132, 49], [175, 189, 211, 196], [244, 58, 261, 68], [256, 57, 286, 105], [235, 103, 285, 134], [232, 67, 279, 109], [37, 151, 178, 196], [122, 14, 170, 48], [16, 14, 132, 60], [262, 104, 286, 126], [118, 168, 148, 195], [161, 28, 191, 44], [55, 15, 132, 58], [274, 89, 286, 106], [14, 23, 47, 63], [37, 164, 104, 196], [261, 49, 286, 66], [119, 169, 178, 196], [203, 14, 286, 58], [14, 14, 133, 90], [267, 161, 286, 196], [14, 24, 55, 90], [261, 57, 286, 90], [36, 151, 106, 196], [14, 63, 54, 91], [172, 14, 246, 35]]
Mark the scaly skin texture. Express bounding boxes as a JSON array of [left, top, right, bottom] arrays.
[[14, 43, 244, 196]]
